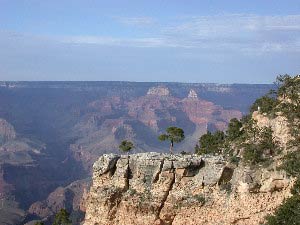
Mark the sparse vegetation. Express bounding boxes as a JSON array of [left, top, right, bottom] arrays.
[[226, 118, 243, 141], [242, 126, 280, 165], [250, 93, 278, 115], [280, 151, 300, 177], [194, 194, 205, 204], [195, 75, 299, 168], [52, 209, 72, 225], [195, 130, 225, 155], [240, 75, 300, 224], [195, 120, 280, 166], [242, 143, 264, 165], [219, 182, 232, 194], [265, 194, 300, 225], [158, 126, 185, 153], [291, 178, 300, 195], [119, 140, 134, 154]]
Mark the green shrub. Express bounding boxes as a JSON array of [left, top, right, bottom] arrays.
[[194, 194, 205, 204], [291, 178, 300, 195], [229, 155, 240, 165], [195, 131, 225, 155], [250, 94, 278, 115], [241, 125, 279, 165], [119, 140, 134, 153], [265, 195, 300, 225], [158, 126, 185, 153], [226, 118, 243, 141], [242, 143, 264, 165], [280, 151, 300, 177], [219, 182, 232, 194], [52, 209, 72, 225]]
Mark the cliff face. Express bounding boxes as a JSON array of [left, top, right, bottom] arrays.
[[84, 153, 292, 225], [252, 111, 291, 149]]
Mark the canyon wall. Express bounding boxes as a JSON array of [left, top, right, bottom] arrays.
[[0, 82, 272, 224], [84, 153, 292, 225]]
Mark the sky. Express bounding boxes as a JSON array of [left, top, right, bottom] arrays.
[[0, 0, 300, 83]]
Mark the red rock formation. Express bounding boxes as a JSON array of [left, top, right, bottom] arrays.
[[70, 88, 243, 172], [182, 97, 242, 130]]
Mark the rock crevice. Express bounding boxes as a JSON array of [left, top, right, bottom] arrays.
[[84, 153, 292, 225], [156, 161, 176, 223]]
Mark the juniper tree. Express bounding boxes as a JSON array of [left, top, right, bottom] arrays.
[[158, 127, 185, 153], [119, 140, 134, 154]]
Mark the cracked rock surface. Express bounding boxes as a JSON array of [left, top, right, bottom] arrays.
[[84, 153, 292, 225]]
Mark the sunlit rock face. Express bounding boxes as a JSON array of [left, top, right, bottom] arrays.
[[252, 111, 291, 149], [188, 89, 198, 99], [147, 86, 170, 96], [84, 153, 292, 225]]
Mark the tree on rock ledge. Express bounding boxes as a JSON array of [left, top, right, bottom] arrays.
[[119, 140, 134, 154], [158, 126, 185, 153]]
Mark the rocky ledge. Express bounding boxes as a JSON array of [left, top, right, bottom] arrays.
[[84, 153, 292, 225]]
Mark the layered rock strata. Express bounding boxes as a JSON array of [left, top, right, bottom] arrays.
[[84, 153, 292, 225]]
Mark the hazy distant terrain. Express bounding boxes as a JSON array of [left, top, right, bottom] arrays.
[[0, 81, 272, 224]]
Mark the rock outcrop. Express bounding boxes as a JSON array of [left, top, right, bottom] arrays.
[[187, 89, 198, 99], [147, 86, 170, 96], [252, 111, 291, 149], [0, 118, 16, 142], [84, 153, 292, 225]]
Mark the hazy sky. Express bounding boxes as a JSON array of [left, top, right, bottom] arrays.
[[0, 0, 300, 83]]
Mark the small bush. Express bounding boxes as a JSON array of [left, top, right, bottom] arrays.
[[265, 195, 300, 225], [230, 155, 240, 165], [194, 194, 205, 204], [52, 209, 72, 225], [242, 143, 264, 165], [219, 182, 232, 194], [250, 94, 278, 115], [280, 151, 300, 177], [195, 131, 225, 155], [291, 178, 300, 195], [226, 118, 243, 141], [241, 126, 279, 165]]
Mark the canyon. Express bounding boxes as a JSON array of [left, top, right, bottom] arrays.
[[0, 82, 272, 224]]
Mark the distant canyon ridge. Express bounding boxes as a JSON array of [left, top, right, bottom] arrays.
[[0, 81, 272, 224]]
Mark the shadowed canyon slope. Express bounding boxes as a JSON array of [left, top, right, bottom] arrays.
[[0, 82, 272, 224]]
